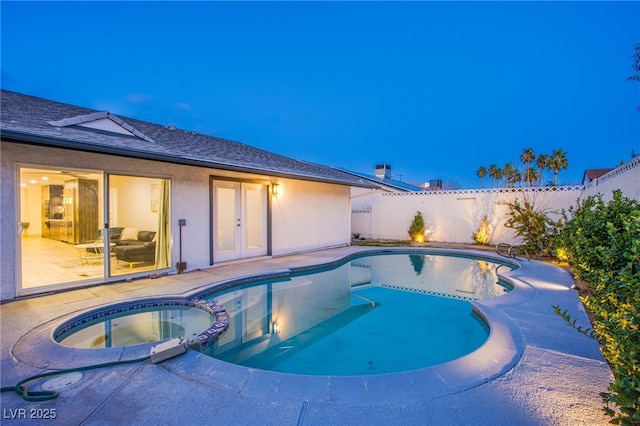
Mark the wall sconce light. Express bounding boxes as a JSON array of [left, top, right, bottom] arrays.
[[272, 321, 280, 334], [272, 183, 281, 196]]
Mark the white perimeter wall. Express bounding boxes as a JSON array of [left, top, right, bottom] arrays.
[[582, 156, 640, 202], [352, 157, 640, 246], [352, 187, 583, 246]]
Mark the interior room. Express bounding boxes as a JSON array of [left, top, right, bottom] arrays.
[[18, 167, 168, 292]]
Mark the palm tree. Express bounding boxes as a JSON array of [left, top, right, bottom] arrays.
[[536, 154, 549, 186], [488, 164, 502, 188], [503, 163, 514, 187], [524, 167, 539, 187], [549, 149, 569, 186], [496, 168, 504, 187], [503, 163, 521, 187], [520, 148, 536, 185], [628, 43, 640, 111], [476, 166, 487, 189]]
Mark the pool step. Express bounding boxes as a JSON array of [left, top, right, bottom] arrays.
[[238, 303, 378, 370]]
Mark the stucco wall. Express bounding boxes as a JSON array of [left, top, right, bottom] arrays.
[[352, 157, 639, 246], [352, 187, 584, 245], [1, 142, 352, 300], [582, 156, 640, 201], [270, 178, 351, 256]]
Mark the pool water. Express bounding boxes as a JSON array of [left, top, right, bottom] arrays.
[[203, 253, 511, 375], [57, 306, 214, 348]]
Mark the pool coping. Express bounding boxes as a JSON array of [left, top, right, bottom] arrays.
[[12, 247, 533, 404]]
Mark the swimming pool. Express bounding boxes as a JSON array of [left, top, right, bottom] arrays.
[[51, 250, 514, 377], [201, 252, 512, 375]]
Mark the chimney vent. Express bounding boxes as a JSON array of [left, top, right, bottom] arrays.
[[375, 164, 392, 179]]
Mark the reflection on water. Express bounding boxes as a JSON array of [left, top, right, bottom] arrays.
[[369, 254, 511, 301], [57, 307, 214, 348], [204, 254, 511, 375], [409, 254, 425, 275]]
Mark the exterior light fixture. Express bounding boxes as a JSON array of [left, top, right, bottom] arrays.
[[272, 183, 281, 196], [272, 321, 280, 334]]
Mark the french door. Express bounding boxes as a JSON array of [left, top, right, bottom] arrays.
[[212, 181, 268, 262]]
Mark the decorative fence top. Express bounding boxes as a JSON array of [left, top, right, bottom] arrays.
[[352, 207, 372, 213], [585, 156, 640, 188], [380, 185, 584, 197]]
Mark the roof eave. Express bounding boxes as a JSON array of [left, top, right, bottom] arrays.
[[335, 168, 419, 192], [1, 130, 376, 189]]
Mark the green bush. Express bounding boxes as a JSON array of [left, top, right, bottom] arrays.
[[408, 211, 426, 242], [557, 190, 640, 424], [501, 195, 560, 256], [472, 215, 491, 245]]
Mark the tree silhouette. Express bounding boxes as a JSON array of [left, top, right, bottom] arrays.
[[524, 167, 539, 187], [488, 164, 502, 188], [503, 163, 521, 187], [536, 154, 550, 186], [628, 43, 640, 111], [476, 166, 487, 189], [520, 148, 536, 186], [549, 149, 569, 186]]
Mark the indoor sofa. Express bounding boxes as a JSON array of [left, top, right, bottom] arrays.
[[111, 229, 157, 266]]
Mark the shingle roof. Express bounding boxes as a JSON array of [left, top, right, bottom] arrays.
[[338, 169, 426, 192], [1, 90, 374, 188], [582, 168, 614, 184]]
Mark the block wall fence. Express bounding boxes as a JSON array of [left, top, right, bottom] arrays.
[[351, 156, 640, 246]]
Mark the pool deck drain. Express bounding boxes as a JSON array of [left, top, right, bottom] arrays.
[[1, 245, 614, 425]]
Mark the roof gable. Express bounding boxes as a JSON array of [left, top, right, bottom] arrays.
[[48, 111, 156, 143], [582, 168, 614, 184]]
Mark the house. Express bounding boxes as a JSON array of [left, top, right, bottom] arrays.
[[340, 164, 427, 195], [581, 168, 614, 185], [0, 90, 375, 301]]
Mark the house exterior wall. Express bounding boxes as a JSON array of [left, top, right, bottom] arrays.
[[271, 178, 351, 256], [0, 142, 352, 301]]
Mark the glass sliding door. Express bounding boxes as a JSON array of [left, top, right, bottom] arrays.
[[18, 167, 171, 294], [18, 167, 104, 290], [107, 175, 171, 276]]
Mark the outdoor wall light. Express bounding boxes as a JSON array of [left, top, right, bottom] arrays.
[[272, 183, 281, 196], [272, 321, 280, 334]]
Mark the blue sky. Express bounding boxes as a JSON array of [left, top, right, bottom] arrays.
[[2, 1, 639, 188]]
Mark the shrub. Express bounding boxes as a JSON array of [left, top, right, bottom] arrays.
[[408, 211, 426, 242], [500, 195, 560, 256], [556, 190, 640, 424], [557, 191, 640, 282], [472, 215, 491, 245]]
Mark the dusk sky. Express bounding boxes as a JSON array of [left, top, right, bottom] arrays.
[[2, 1, 639, 189]]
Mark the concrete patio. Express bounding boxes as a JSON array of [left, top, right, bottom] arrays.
[[1, 246, 614, 425]]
